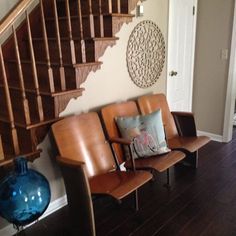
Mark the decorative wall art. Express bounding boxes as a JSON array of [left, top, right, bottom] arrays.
[[126, 20, 165, 88]]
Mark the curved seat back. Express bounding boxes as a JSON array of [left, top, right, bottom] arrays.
[[138, 94, 178, 139], [52, 112, 116, 178], [101, 101, 139, 164]]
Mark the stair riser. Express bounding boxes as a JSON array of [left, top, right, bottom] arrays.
[[55, 0, 130, 16], [0, 87, 30, 125], [0, 86, 71, 126], [0, 85, 85, 127], [88, 0, 129, 14], [32, 40, 81, 64], [6, 62, 77, 92], [103, 15, 134, 37], [46, 16, 103, 38], [16, 125, 51, 154], [0, 122, 17, 156], [0, 122, 37, 157], [31, 39, 95, 64]]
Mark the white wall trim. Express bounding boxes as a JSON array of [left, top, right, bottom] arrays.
[[0, 195, 67, 236], [223, 0, 236, 142], [197, 130, 223, 142], [189, 0, 198, 112]]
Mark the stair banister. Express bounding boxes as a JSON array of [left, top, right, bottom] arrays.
[[40, 0, 55, 93], [65, 0, 76, 64], [0, 46, 20, 155], [26, 10, 44, 122], [77, 0, 87, 63], [53, 0, 66, 91], [12, 24, 31, 125], [88, 0, 95, 38], [98, 0, 104, 37]]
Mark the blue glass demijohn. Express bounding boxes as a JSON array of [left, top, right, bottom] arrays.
[[0, 157, 51, 227]]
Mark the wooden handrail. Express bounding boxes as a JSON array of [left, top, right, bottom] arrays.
[[0, 0, 33, 36]]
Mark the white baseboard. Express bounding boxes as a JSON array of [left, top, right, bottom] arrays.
[[197, 130, 223, 142], [0, 195, 68, 236]]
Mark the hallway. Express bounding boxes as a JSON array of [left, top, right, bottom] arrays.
[[17, 129, 236, 236]]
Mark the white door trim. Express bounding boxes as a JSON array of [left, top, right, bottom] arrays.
[[223, 0, 236, 142], [166, 0, 198, 112]]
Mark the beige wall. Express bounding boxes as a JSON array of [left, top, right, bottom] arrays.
[[0, 0, 20, 20], [193, 0, 234, 135], [0, 0, 169, 232]]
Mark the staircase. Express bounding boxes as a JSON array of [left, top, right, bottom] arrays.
[[0, 0, 139, 166]]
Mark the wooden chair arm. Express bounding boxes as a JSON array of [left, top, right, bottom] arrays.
[[108, 137, 136, 171], [57, 156, 85, 168], [171, 112, 197, 136], [109, 137, 132, 145], [171, 111, 194, 117]]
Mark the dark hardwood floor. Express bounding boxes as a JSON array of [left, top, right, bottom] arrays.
[[17, 129, 236, 236]]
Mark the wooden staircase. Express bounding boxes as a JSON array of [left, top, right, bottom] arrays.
[[0, 0, 139, 166]]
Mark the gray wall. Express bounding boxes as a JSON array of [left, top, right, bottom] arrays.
[[193, 0, 234, 135]]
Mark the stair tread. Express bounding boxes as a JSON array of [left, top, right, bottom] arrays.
[[0, 83, 85, 97], [0, 149, 42, 167], [31, 36, 119, 41], [0, 116, 61, 129], [106, 13, 135, 17], [45, 13, 134, 21], [6, 59, 102, 67]]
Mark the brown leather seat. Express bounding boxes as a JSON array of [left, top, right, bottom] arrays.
[[137, 93, 210, 167], [101, 101, 186, 182], [51, 112, 152, 209]]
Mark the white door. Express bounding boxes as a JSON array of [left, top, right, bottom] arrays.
[[167, 0, 197, 112]]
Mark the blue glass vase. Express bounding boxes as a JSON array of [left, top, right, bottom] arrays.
[[0, 157, 51, 227]]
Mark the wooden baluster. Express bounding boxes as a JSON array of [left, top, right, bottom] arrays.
[[40, 0, 55, 93], [26, 11, 44, 122], [0, 135, 4, 160], [53, 0, 66, 90], [117, 0, 121, 13], [12, 25, 31, 126], [0, 46, 20, 155], [108, 0, 112, 13], [99, 0, 104, 37], [88, 0, 95, 38], [77, 0, 86, 63], [65, 0, 76, 64]]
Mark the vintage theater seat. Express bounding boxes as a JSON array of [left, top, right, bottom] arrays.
[[101, 101, 186, 186], [51, 112, 152, 211], [137, 93, 210, 168]]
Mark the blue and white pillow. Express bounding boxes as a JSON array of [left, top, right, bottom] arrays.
[[116, 109, 170, 159]]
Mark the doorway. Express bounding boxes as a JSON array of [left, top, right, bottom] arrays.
[[167, 0, 198, 112]]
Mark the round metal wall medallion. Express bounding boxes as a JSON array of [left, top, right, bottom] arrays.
[[126, 20, 165, 88]]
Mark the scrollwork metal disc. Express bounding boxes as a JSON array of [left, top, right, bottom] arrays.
[[126, 20, 165, 88]]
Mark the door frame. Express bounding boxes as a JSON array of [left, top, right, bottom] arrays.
[[167, 0, 198, 112], [223, 0, 236, 142]]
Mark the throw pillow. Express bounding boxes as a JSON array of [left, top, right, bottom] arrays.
[[116, 109, 170, 159]]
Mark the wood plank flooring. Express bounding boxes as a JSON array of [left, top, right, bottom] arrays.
[[17, 129, 236, 236]]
